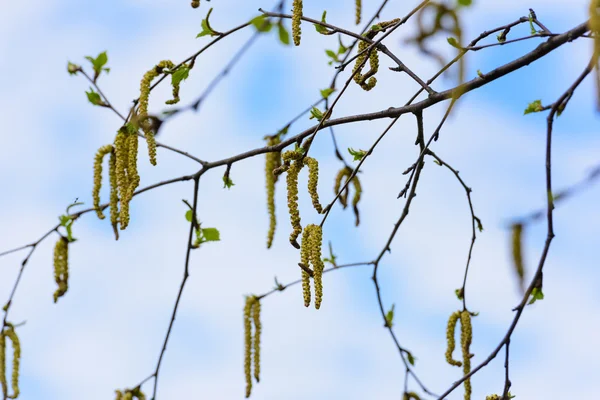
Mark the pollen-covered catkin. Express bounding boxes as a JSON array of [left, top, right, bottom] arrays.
[[285, 155, 304, 249], [108, 149, 119, 234], [53, 237, 69, 303], [265, 135, 282, 248], [252, 297, 261, 383], [460, 311, 473, 400], [115, 388, 146, 400], [292, 0, 303, 46], [445, 311, 462, 367], [355, 0, 362, 25], [0, 324, 21, 399], [138, 60, 175, 166], [353, 39, 379, 91], [303, 157, 324, 214], [351, 175, 362, 226], [93, 145, 114, 219], [308, 225, 325, 309], [300, 226, 312, 307], [334, 167, 351, 208], [244, 297, 253, 398]]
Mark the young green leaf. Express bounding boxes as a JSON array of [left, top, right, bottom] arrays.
[[406, 351, 416, 366], [325, 49, 340, 64], [455, 288, 464, 301], [528, 12, 537, 35], [185, 210, 194, 222], [457, 0, 472, 6], [196, 8, 220, 38], [322, 241, 337, 267], [223, 175, 235, 189], [309, 107, 324, 121], [67, 62, 81, 75], [85, 88, 105, 106], [337, 35, 348, 54], [201, 227, 220, 241], [277, 22, 290, 45], [348, 147, 367, 161], [511, 223, 525, 292], [171, 66, 190, 86], [320, 87, 335, 99], [474, 216, 484, 232], [447, 37, 462, 49], [250, 15, 273, 32], [384, 304, 395, 328], [314, 10, 331, 34], [528, 287, 544, 305], [524, 99, 543, 115], [85, 51, 109, 79]]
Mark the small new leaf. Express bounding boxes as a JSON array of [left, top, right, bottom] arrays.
[[322, 241, 337, 267], [338, 36, 348, 54], [348, 147, 367, 161], [315, 11, 331, 35], [474, 216, 484, 232], [528, 13, 537, 35], [201, 227, 220, 241], [320, 87, 335, 99], [455, 288, 464, 301], [309, 107, 324, 121], [58, 215, 77, 242], [185, 210, 194, 222], [197, 8, 220, 38], [85, 88, 105, 106], [274, 277, 285, 291], [67, 62, 81, 75], [277, 22, 290, 45], [406, 351, 416, 366], [85, 51, 109, 79], [457, 0, 472, 6], [524, 99, 544, 115], [384, 304, 395, 328], [447, 37, 462, 49], [223, 175, 235, 189], [528, 287, 544, 305], [171, 66, 190, 86], [325, 49, 340, 64], [250, 15, 273, 32]]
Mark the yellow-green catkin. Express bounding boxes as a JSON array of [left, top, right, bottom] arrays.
[[355, 0, 361, 25], [108, 149, 119, 236], [0, 323, 21, 399], [93, 145, 114, 219], [485, 395, 500, 400], [300, 226, 312, 307], [265, 135, 282, 248], [114, 127, 130, 229], [244, 297, 253, 398], [308, 225, 324, 309], [303, 157, 324, 214], [53, 237, 69, 303], [251, 297, 261, 383], [353, 39, 379, 91], [511, 223, 525, 291], [460, 311, 473, 400], [445, 311, 462, 367], [590, 0, 600, 106], [191, 0, 200, 8], [334, 167, 352, 208], [292, 0, 303, 46], [351, 175, 362, 226], [138, 60, 175, 166], [403, 392, 421, 400], [284, 152, 304, 249], [126, 132, 140, 204]]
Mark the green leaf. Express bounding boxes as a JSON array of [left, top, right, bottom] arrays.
[[474, 216, 484, 232], [85, 51, 108, 77], [66, 201, 84, 215], [455, 288, 464, 301], [528, 287, 544, 305], [320, 87, 335, 99], [67, 62, 81, 75], [524, 99, 543, 115], [201, 227, 220, 241], [250, 15, 273, 33], [384, 304, 395, 328], [185, 210, 194, 222], [171, 66, 190, 86], [337, 35, 348, 54], [348, 147, 367, 161], [447, 37, 462, 49], [223, 175, 235, 189], [315, 10, 330, 34], [457, 0, 472, 6], [528, 12, 537, 35], [325, 49, 339, 61], [322, 241, 337, 267], [406, 351, 416, 366], [196, 8, 220, 38], [85, 88, 104, 106], [309, 107, 324, 121], [277, 22, 290, 45], [58, 215, 76, 242]]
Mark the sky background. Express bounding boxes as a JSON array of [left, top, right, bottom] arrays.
[[0, 0, 599, 399]]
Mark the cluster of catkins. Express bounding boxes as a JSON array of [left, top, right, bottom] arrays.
[[353, 18, 400, 91], [445, 310, 474, 400], [92, 61, 186, 236], [114, 387, 146, 400], [0, 323, 21, 399], [264, 135, 282, 248], [300, 224, 325, 309], [243, 296, 261, 398]]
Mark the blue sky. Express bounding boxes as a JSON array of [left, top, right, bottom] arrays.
[[0, 1, 599, 399]]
